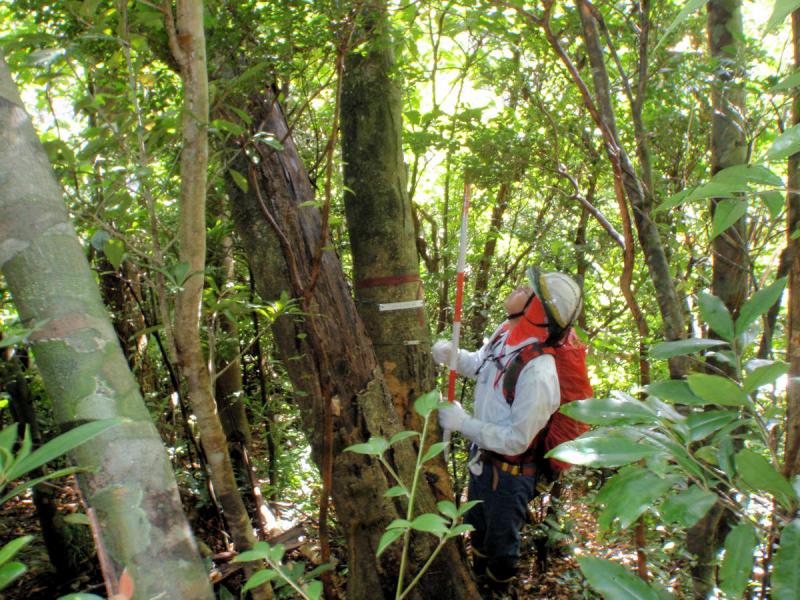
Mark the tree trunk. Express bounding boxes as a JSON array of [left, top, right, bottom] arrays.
[[0, 54, 212, 600], [341, 0, 435, 426], [229, 97, 480, 600], [784, 9, 800, 480], [166, 3, 268, 597]]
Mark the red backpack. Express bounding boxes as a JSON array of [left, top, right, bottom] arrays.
[[499, 330, 592, 474]]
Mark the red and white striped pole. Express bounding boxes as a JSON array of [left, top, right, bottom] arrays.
[[447, 181, 471, 403]]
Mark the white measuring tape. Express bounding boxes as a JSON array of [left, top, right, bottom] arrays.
[[377, 299, 425, 312]]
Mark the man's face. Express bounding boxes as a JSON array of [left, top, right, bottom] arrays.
[[504, 285, 533, 316]]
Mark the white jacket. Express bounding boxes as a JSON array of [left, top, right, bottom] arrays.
[[449, 324, 560, 457]]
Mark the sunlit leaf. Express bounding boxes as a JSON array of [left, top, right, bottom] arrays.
[[596, 466, 680, 532], [744, 360, 789, 393], [767, 124, 800, 162], [0, 561, 26, 591], [766, 0, 800, 32], [687, 374, 748, 407], [736, 449, 797, 511], [0, 536, 33, 567], [409, 513, 449, 536], [660, 486, 717, 528], [376, 528, 404, 557], [344, 436, 389, 456], [547, 432, 660, 468], [698, 292, 734, 342], [653, 0, 708, 54], [773, 70, 800, 92], [711, 199, 746, 241], [773, 519, 800, 599], [559, 397, 657, 426], [736, 278, 787, 336], [649, 338, 727, 360], [646, 380, 706, 406], [414, 390, 440, 417], [577, 556, 662, 600], [686, 410, 737, 442]]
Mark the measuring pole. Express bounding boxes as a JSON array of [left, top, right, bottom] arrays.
[[447, 181, 471, 403]]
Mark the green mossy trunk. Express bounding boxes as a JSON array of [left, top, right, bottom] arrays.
[[0, 55, 212, 600], [229, 98, 479, 600]]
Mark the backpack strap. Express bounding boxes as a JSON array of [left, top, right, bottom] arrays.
[[500, 342, 554, 405]]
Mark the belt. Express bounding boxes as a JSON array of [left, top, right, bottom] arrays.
[[493, 459, 537, 477]]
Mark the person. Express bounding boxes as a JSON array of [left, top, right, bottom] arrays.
[[433, 266, 583, 594]]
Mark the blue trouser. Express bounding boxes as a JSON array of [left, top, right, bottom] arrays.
[[464, 450, 539, 583]]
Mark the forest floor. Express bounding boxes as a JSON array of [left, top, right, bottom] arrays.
[[1, 473, 689, 599]]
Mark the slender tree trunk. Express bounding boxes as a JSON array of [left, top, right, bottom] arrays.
[[0, 54, 212, 600], [229, 97, 480, 600], [165, 3, 269, 597], [784, 9, 800, 480]]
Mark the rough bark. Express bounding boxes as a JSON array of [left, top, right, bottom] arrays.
[[784, 9, 800, 480], [166, 3, 268, 596], [341, 0, 435, 424], [0, 54, 212, 600], [229, 97, 479, 600]]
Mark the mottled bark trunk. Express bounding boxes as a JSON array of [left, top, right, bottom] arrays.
[[784, 10, 800, 480], [576, 0, 686, 377], [229, 97, 479, 600], [341, 0, 434, 426], [0, 54, 212, 600]]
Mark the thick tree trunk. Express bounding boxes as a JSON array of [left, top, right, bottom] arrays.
[[341, 0, 434, 425], [166, 3, 268, 597], [229, 97, 479, 600], [0, 54, 212, 600]]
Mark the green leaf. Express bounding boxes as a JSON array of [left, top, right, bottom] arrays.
[[58, 594, 105, 599], [267, 543, 285, 564], [767, 124, 800, 162], [384, 485, 409, 498], [414, 390, 440, 417], [230, 168, 249, 193], [687, 180, 745, 202], [305, 580, 323, 600], [686, 410, 737, 442], [409, 513, 449, 536], [744, 360, 789, 393], [719, 523, 757, 598], [712, 164, 783, 187], [8, 418, 125, 481], [649, 338, 727, 360], [103, 238, 125, 271], [773, 519, 800, 599], [577, 556, 662, 600], [660, 486, 717, 528], [376, 528, 404, 557], [457, 500, 481, 516], [232, 541, 270, 563], [547, 432, 661, 468], [344, 436, 389, 456], [386, 519, 411, 530], [302, 562, 335, 581], [653, 0, 708, 54], [736, 449, 797, 510], [761, 190, 785, 219], [687, 374, 749, 407], [719, 436, 736, 479], [736, 278, 787, 336], [0, 536, 33, 567], [711, 199, 747, 240], [0, 424, 17, 455], [437, 500, 458, 519], [252, 132, 285, 151], [766, 0, 800, 32], [559, 397, 657, 426], [241, 569, 278, 594], [698, 292, 735, 343], [773, 70, 800, 92], [63, 513, 91, 526], [422, 442, 448, 462], [447, 523, 475, 538], [0, 561, 26, 591], [655, 189, 690, 213], [595, 467, 680, 532], [0, 467, 82, 505], [389, 430, 419, 445], [646, 381, 707, 406]]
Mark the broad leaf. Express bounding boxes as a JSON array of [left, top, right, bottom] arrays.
[[686, 410, 737, 442], [0, 536, 32, 567], [103, 238, 125, 271], [389, 431, 419, 445], [447, 523, 475, 538], [719, 523, 756, 599], [646, 380, 707, 406], [659, 486, 717, 528], [410, 513, 449, 536], [344, 436, 389, 456], [656, 189, 690, 213], [384, 486, 408, 498], [761, 190, 785, 219], [711, 199, 747, 241], [744, 360, 789, 393], [577, 556, 662, 600], [736, 278, 787, 336], [774, 70, 800, 92], [773, 519, 800, 599], [0, 561, 26, 591], [229, 168, 249, 193], [232, 541, 270, 563], [687, 374, 748, 407], [559, 397, 657, 426], [375, 529, 405, 556], [422, 441, 448, 463], [596, 466, 681, 532], [649, 338, 727, 360], [241, 569, 278, 594], [414, 390, 440, 417], [712, 164, 783, 187], [766, 0, 800, 32], [736, 449, 797, 511], [767, 124, 800, 162], [437, 500, 458, 519], [547, 432, 661, 468], [698, 292, 734, 342], [8, 418, 125, 481]]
